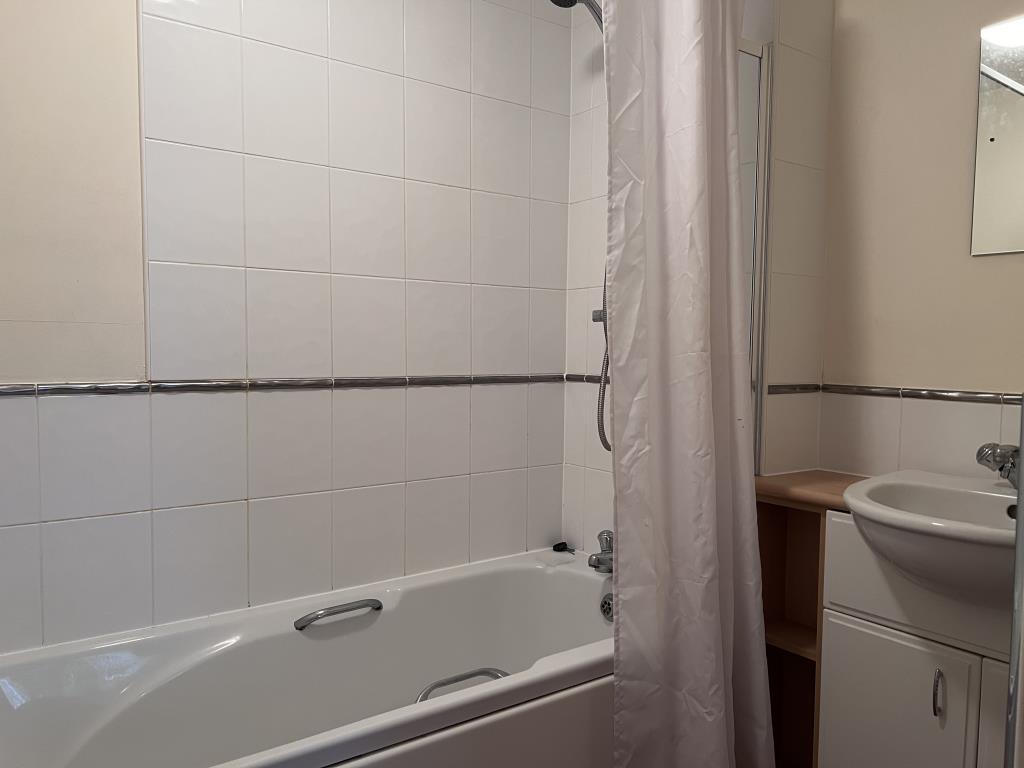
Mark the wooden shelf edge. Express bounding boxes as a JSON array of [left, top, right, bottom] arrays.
[[765, 619, 818, 662]]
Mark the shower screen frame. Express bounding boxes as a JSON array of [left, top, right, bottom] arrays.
[[741, 40, 773, 475]]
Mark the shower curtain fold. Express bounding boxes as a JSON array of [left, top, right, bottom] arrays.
[[603, 0, 775, 766]]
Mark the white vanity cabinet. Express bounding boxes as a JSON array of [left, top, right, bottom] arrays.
[[819, 611, 981, 768], [820, 510, 1010, 768]]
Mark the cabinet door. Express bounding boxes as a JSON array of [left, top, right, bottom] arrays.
[[819, 610, 981, 768], [978, 659, 1008, 768]]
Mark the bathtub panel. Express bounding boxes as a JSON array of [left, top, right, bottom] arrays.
[[339, 677, 613, 768]]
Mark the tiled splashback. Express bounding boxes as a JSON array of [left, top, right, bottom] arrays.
[[0, 0, 601, 656], [764, 390, 1021, 479]]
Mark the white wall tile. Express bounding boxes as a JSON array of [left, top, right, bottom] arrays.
[[471, 0, 531, 105], [564, 289, 589, 373], [567, 197, 606, 288], [242, 0, 328, 55], [471, 96, 531, 197], [153, 502, 248, 623], [38, 395, 151, 521], [769, 160, 826, 277], [530, 288, 567, 373], [472, 285, 530, 374], [765, 273, 823, 384], [563, 380, 588, 465], [332, 275, 406, 377], [407, 386, 471, 480], [530, 200, 568, 289], [569, 17, 600, 115], [1001, 404, 1022, 444], [762, 393, 820, 475], [247, 270, 332, 377], [583, 383, 612, 471], [330, 170, 405, 278], [778, 0, 834, 61], [532, 0, 571, 25], [561, 462, 584, 549], [582, 468, 613, 548], [590, 103, 609, 197], [471, 385, 528, 473], [585, 285, 605, 375], [531, 18, 571, 114], [0, 525, 42, 653], [470, 468, 527, 560], [142, 16, 243, 150], [531, 110, 570, 203], [819, 393, 900, 477], [243, 40, 328, 165], [42, 513, 152, 644], [0, 397, 40, 527], [247, 390, 332, 498], [249, 493, 332, 604], [898, 399, 1002, 478], [471, 192, 530, 286], [333, 483, 405, 587], [527, 464, 563, 549], [405, 0, 471, 91], [142, 0, 241, 33], [490, 0, 532, 13], [148, 262, 247, 379], [528, 382, 564, 466], [152, 392, 247, 509], [568, 109, 593, 203], [328, 0, 404, 75], [333, 388, 406, 489], [329, 62, 404, 176], [405, 80, 471, 188], [773, 44, 830, 170], [145, 141, 244, 267], [406, 476, 469, 573], [244, 156, 330, 272], [406, 281, 471, 375], [406, 182, 471, 282]]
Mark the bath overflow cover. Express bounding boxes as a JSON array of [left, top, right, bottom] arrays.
[[600, 593, 613, 622]]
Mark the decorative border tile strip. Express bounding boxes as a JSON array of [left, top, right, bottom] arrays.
[[565, 374, 607, 384], [5, 374, 576, 398], [768, 382, 1022, 405]]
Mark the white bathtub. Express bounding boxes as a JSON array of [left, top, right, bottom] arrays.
[[0, 551, 613, 768]]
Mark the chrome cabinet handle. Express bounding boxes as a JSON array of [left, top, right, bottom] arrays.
[[416, 667, 510, 703], [932, 668, 945, 717], [294, 598, 382, 631]]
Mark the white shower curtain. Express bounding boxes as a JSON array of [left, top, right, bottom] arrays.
[[603, 0, 775, 766]]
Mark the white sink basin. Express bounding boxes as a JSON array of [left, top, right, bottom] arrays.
[[844, 470, 1018, 606]]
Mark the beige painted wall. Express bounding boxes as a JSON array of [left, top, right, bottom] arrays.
[[826, 0, 1024, 393], [0, 1, 145, 383]]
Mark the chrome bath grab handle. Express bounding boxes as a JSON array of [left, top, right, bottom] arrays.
[[415, 667, 510, 703], [294, 598, 382, 631]]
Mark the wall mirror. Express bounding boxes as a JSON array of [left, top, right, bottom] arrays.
[[972, 14, 1024, 256]]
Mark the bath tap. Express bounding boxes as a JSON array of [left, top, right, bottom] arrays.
[[976, 442, 1019, 490], [587, 530, 614, 573]]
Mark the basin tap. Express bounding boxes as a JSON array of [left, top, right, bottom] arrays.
[[587, 530, 614, 573], [976, 443, 1019, 490]]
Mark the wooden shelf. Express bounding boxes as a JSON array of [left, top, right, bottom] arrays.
[[766, 619, 818, 661]]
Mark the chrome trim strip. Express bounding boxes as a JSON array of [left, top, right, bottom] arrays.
[[821, 384, 901, 398], [0, 384, 37, 397], [37, 382, 151, 396], [768, 383, 1020, 403], [248, 378, 334, 391], [900, 388, 1001, 404], [408, 375, 473, 387], [565, 374, 607, 384], [333, 377, 407, 389], [766, 383, 820, 395], [150, 380, 248, 393]]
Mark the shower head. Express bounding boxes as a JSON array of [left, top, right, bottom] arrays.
[[550, 0, 603, 30]]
